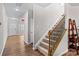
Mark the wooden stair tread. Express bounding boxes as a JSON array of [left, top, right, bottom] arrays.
[[40, 42, 50, 49], [38, 45, 48, 56], [45, 35, 59, 38], [41, 42, 49, 46], [44, 38, 56, 42]]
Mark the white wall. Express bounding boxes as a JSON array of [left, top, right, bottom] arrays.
[[1, 4, 8, 55], [65, 4, 79, 29], [0, 4, 4, 55], [0, 4, 8, 55], [33, 3, 64, 47], [24, 11, 29, 44], [53, 30, 68, 56]]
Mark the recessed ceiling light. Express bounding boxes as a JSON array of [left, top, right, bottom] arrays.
[[11, 18, 16, 19], [15, 8, 19, 11], [58, 3, 64, 6]]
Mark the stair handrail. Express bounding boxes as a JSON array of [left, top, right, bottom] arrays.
[[48, 15, 65, 56]]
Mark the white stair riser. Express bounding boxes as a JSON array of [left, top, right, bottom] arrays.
[[40, 42, 49, 49], [38, 46, 48, 56]]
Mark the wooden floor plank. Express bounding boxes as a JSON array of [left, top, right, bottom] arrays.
[[2, 36, 43, 56], [63, 49, 79, 56]]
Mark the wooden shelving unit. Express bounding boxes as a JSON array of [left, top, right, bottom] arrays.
[[68, 19, 79, 54]]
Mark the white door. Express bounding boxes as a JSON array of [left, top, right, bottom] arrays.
[[8, 18, 18, 36]]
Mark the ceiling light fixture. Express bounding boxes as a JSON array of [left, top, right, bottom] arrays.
[[15, 8, 19, 11]]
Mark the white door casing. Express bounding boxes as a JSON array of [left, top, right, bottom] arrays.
[[24, 11, 29, 44]]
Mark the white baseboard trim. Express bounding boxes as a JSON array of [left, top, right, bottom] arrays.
[[58, 49, 68, 56], [32, 47, 36, 50], [0, 38, 7, 56], [24, 41, 30, 45], [0, 46, 5, 56]]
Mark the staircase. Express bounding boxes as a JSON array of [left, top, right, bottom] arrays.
[[37, 15, 66, 56]]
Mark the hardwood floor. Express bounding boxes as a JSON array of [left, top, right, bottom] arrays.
[[2, 36, 43, 56], [3, 35, 79, 56], [63, 49, 79, 56]]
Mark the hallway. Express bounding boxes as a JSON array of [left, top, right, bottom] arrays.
[[2, 36, 43, 56]]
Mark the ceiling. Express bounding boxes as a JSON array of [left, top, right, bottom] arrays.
[[4, 3, 52, 18], [4, 3, 33, 18], [69, 3, 79, 6], [5, 3, 79, 18], [36, 3, 51, 7]]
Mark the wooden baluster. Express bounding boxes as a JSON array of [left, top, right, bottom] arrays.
[[48, 30, 52, 56]]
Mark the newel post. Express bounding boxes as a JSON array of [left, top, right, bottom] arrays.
[[48, 30, 52, 56]]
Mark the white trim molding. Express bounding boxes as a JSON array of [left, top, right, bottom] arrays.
[[59, 49, 68, 56]]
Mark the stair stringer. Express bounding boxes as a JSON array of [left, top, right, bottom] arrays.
[[33, 15, 65, 50], [53, 30, 68, 56]]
